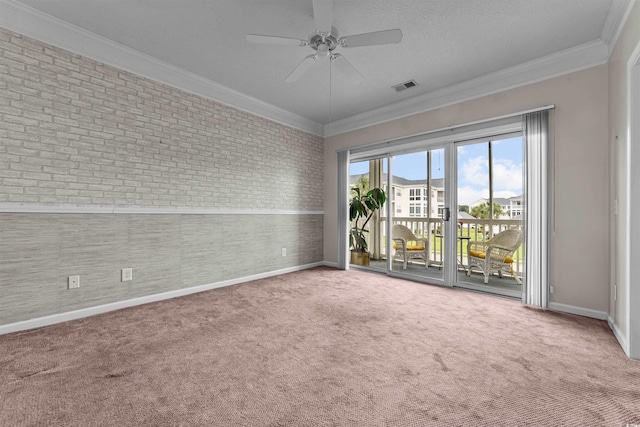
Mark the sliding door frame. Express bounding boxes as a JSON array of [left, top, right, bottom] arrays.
[[450, 133, 524, 298], [385, 143, 452, 286], [339, 106, 552, 301]]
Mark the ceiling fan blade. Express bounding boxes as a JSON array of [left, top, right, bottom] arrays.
[[331, 54, 364, 85], [246, 34, 308, 46], [312, 0, 333, 34], [340, 29, 403, 48], [286, 55, 317, 83]]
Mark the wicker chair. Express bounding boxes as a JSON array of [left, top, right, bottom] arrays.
[[466, 229, 522, 284], [392, 224, 430, 270]]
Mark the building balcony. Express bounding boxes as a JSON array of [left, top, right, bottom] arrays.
[[353, 216, 524, 296]]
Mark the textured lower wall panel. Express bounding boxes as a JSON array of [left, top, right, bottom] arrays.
[[0, 214, 61, 323], [180, 215, 226, 287], [57, 215, 131, 314], [180, 214, 324, 287], [128, 215, 183, 298], [0, 213, 323, 325]]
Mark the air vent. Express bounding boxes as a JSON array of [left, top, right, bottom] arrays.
[[392, 80, 418, 92]]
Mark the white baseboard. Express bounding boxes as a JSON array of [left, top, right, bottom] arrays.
[[322, 261, 338, 268], [0, 262, 325, 336], [547, 302, 608, 320], [543, 304, 636, 358], [607, 315, 630, 357]]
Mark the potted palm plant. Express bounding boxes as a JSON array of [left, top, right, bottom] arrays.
[[349, 187, 387, 266]]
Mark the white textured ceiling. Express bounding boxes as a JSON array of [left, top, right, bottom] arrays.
[[6, 0, 626, 131]]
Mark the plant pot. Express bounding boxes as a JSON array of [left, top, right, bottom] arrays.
[[350, 250, 370, 266]]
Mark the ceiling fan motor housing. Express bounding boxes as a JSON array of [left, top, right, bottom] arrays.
[[309, 28, 339, 53]]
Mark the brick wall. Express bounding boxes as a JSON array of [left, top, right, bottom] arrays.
[[0, 27, 325, 328], [0, 28, 324, 211]]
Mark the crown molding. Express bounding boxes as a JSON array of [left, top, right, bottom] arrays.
[[0, 0, 631, 140], [601, 0, 635, 57], [324, 40, 609, 137], [0, 0, 324, 137]]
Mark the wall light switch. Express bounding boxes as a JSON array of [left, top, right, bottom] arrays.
[[122, 268, 133, 282], [281, 248, 287, 257]]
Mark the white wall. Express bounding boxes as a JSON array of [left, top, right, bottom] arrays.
[[608, 0, 640, 359], [324, 64, 610, 315]]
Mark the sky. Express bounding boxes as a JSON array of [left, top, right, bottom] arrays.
[[350, 136, 523, 206]]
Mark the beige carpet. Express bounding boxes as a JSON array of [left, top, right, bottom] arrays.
[[1, 267, 639, 426]]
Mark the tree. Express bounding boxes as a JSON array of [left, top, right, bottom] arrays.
[[470, 201, 504, 219], [458, 205, 469, 213]]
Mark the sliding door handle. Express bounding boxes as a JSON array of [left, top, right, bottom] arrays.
[[442, 207, 450, 222]]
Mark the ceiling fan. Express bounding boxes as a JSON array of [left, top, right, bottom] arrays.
[[246, 0, 403, 85]]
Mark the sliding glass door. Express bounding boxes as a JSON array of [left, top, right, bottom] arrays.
[[387, 147, 447, 283], [455, 136, 525, 298], [346, 126, 526, 299]]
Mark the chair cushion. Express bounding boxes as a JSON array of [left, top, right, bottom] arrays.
[[392, 243, 425, 251], [469, 250, 514, 263]]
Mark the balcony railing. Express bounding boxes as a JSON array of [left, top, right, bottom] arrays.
[[370, 216, 525, 275]]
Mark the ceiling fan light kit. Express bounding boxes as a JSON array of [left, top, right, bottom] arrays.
[[246, 0, 402, 85]]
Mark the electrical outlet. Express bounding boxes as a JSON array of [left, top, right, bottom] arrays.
[[281, 248, 287, 257], [68, 275, 80, 289], [549, 285, 555, 294], [121, 268, 133, 282]]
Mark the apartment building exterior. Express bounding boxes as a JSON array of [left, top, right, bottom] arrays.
[[469, 196, 523, 219], [350, 174, 445, 219]]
